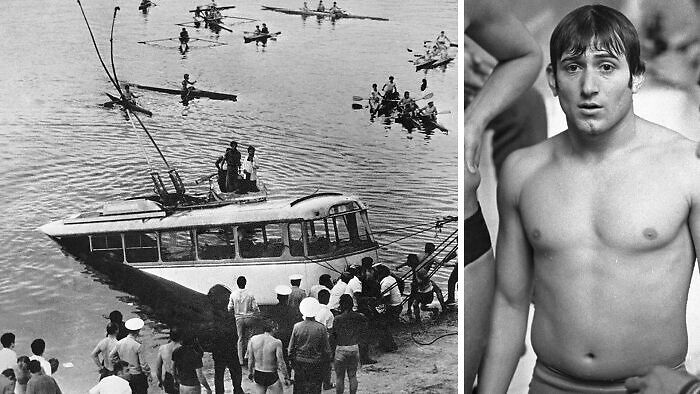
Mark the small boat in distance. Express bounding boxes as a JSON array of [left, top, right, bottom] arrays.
[[243, 31, 282, 43], [126, 83, 238, 101], [261, 5, 389, 21]]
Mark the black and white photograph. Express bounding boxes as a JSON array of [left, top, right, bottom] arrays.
[[466, 0, 700, 393], [0, 0, 457, 392]]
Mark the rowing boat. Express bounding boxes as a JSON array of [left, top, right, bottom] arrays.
[[261, 5, 389, 21], [420, 115, 448, 132], [127, 83, 237, 101], [431, 55, 455, 68], [189, 5, 236, 12], [415, 57, 437, 71], [104, 92, 153, 116], [243, 31, 281, 43]]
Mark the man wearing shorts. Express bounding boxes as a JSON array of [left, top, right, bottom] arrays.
[[331, 294, 365, 394], [480, 5, 700, 393], [247, 320, 289, 394]]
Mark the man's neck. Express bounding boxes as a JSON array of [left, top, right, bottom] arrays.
[[565, 111, 639, 161]]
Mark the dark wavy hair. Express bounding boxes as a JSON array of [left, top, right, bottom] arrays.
[[550, 5, 645, 88]]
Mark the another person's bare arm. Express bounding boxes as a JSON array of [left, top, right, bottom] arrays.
[[465, 167, 495, 393], [90, 342, 104, 370], [625, 365, 699, 393], [477, 152, 535, 393], [276, 342, 289, 384], [154, 349, 164, 388], [465, 0, 542, 172], [247, 339, 255, 380]]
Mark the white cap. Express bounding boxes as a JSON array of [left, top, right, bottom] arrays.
[[275, 285, 292, 296], [125, 317, 144, 331], [289, 274, 303, 281], [299, 297, 320, 318]]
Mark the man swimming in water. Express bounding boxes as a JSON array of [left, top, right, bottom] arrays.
[[479, 5, 700, 393]]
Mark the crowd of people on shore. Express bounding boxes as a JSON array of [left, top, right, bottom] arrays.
[[0, 245, 453, 394], [0, 333, 63, 393]]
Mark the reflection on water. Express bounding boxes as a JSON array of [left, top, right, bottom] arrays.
[[0, 0, 456, 390]]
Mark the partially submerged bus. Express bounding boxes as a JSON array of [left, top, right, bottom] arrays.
[[39, 192, 379, 305]]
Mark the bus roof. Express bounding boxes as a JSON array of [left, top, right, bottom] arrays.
[[39, 192, 369, 237]]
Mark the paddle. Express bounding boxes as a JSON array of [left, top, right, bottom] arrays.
[[194, 173, 217, 185], [351, 103, 365, 110]]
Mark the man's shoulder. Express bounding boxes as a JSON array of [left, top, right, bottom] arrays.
[[499, 138, 554, 189]]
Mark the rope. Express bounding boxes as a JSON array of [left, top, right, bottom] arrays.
[[126, 112, 153, 171], [411, 331, 457, 345]]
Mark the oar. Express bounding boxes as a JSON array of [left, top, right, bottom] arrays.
[[194, 173, 217, 185], [352, 103, 366, 109], [353, 95, 367, 101], [437, 110, 451, 114]]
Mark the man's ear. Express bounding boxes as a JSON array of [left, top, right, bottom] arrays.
[[546, 64, 558, 96], [631, 72, 645, 93]]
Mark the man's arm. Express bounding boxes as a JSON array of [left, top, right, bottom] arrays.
[[90, 341, 104, 370], [154, 348, 164, 387], [477, 152, 535, 393], [465, 0, 542, 172], [247, 338, 255, 375], [275, 340, 289, 383]]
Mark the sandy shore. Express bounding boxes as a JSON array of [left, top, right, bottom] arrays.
[[197, 309, 458, 394]]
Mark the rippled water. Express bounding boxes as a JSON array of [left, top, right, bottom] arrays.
[[0, 0, 457, 390]]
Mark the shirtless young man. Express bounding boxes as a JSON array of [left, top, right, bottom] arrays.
[[479, 5, 700, 393], [247, 321, 289, 394], [464, 0, 542, 391]]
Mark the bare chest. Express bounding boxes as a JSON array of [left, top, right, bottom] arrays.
[[519, 168, 688, 252]]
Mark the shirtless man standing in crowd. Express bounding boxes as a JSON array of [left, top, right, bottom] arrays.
[[248, 321, 289, 394], [479, 5, 700, 393]]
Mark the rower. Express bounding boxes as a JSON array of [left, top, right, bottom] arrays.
[[122, 84, 138, 105], [420, 101, 438, 121], [329, 1, 341, 14], [317, 0, 325, 12], [435, 30, 451, 47], [194, 6, 203, 18], [368, 83, 382, 114], [261, 23, 269, 34], [253, 25, 262, 35], [179, 28, 190, 51], [381, 76, 398, 100], [398, 91, 416, 116], [181, 74, 197, 100], [302, 1, 309, 11]]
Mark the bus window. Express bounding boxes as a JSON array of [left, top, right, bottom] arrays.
[[160, 230, 195, 262], [89, 234, 124, 263], [306, 219, 330, 256], [90, 234, 122, 251], [238, 224, 285, 258], [124, 232, 158, 263], [197, 227, 235, 260], [288, 222, 305, 256]]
